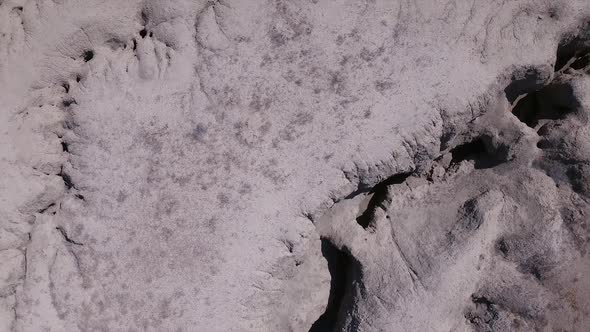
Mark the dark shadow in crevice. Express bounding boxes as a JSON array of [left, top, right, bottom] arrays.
[[343, 169, 412, 199], [355, 172, 412, 228], [309, 240, 357, 332], [570, 53, 590, 70], [58, 167, 74, 189], [62, 98, 77, 108], [504, 67, 547, 104], [555, 21, 590, 72], [38, 203, 55, 214], [512, 82, 580, 128], [82, 50, 94, 62], [450, 138, 506, 169], [56, 226, 83, 246]]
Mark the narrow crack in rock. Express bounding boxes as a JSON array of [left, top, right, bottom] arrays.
[[55, 227, 84, 246]]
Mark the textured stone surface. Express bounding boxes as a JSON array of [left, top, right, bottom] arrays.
[[317, 72, 590, 330], [1, 0, 590, 331]]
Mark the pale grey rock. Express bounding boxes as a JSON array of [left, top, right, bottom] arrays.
[[0, 0, 589, 331], [316, 62, 590, 331]]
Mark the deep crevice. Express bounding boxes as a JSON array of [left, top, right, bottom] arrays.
[[82, 50, 94, 62], [355, 172, 412, 228], [309, 240, 354, 332], [570, 53, 590, 70], [512, 82, 580, 128], [449, 138, 505, 169], [555, 22, 590, 72], [58, 167, 74, 189], [503, 67, 547, 104]]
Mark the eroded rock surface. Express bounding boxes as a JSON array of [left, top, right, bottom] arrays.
[[316, 68, 590, 331], [0, 0, 589, 331]]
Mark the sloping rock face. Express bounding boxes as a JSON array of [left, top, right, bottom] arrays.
[[316, 69, 590, 331], [0, 0, 589, 331]]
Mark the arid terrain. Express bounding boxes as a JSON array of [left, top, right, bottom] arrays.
[[1, 0, 590, 331]]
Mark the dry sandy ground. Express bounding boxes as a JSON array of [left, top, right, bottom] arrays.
[[1, 0, 590, 331]]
